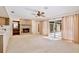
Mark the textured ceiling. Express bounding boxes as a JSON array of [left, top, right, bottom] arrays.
[[1, 6, 79, 20]]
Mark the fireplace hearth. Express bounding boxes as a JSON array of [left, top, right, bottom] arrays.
[[23, 28, 29, 33]]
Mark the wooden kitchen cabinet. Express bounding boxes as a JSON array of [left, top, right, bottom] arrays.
[[0, 17, 9, 25]]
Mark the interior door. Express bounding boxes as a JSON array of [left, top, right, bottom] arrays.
[[38, 21, 43, 34], [13, 21, 20, 35]]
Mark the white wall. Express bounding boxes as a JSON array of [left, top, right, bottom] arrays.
[[42, 21, 49, 35], [0, 7, 9, 17], [32, 20, 49, 35], [32, 20, 37, 34]]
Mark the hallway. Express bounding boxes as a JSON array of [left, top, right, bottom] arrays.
[[7, 34, 79, 53]]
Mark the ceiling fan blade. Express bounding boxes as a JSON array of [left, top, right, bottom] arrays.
[[41, 12, 45, 14], [25, 8, 46, 17], [41, 14, 45, 17]]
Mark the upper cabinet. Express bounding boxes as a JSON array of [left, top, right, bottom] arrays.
[[0, 17, 9, 25]]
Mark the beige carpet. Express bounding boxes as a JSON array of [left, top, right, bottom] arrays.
[[7, 34, 79, 53]]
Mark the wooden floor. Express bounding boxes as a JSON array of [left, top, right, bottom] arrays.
[[7, 34, 79, 53]]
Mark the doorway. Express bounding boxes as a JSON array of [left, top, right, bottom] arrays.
[[49, 20, 62, 40], [12, 21, 20, 35], [38, 21, 43, 35]]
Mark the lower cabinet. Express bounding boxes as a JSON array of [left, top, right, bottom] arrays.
[[0, 35, 3, 53]]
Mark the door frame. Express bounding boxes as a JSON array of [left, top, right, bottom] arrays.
[[12, 21, 20, 35]]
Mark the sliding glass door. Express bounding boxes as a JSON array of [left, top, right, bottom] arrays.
[[49, 20, 62, 40]]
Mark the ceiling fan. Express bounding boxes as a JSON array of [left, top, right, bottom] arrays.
[[25, 7, 46, 17], [34, 11, 45, 17]]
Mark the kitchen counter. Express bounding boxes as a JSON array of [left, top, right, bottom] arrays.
[[0, 26, 11, 53]]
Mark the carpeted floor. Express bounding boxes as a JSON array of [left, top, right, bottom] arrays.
[[7, 34, 79, 53]]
